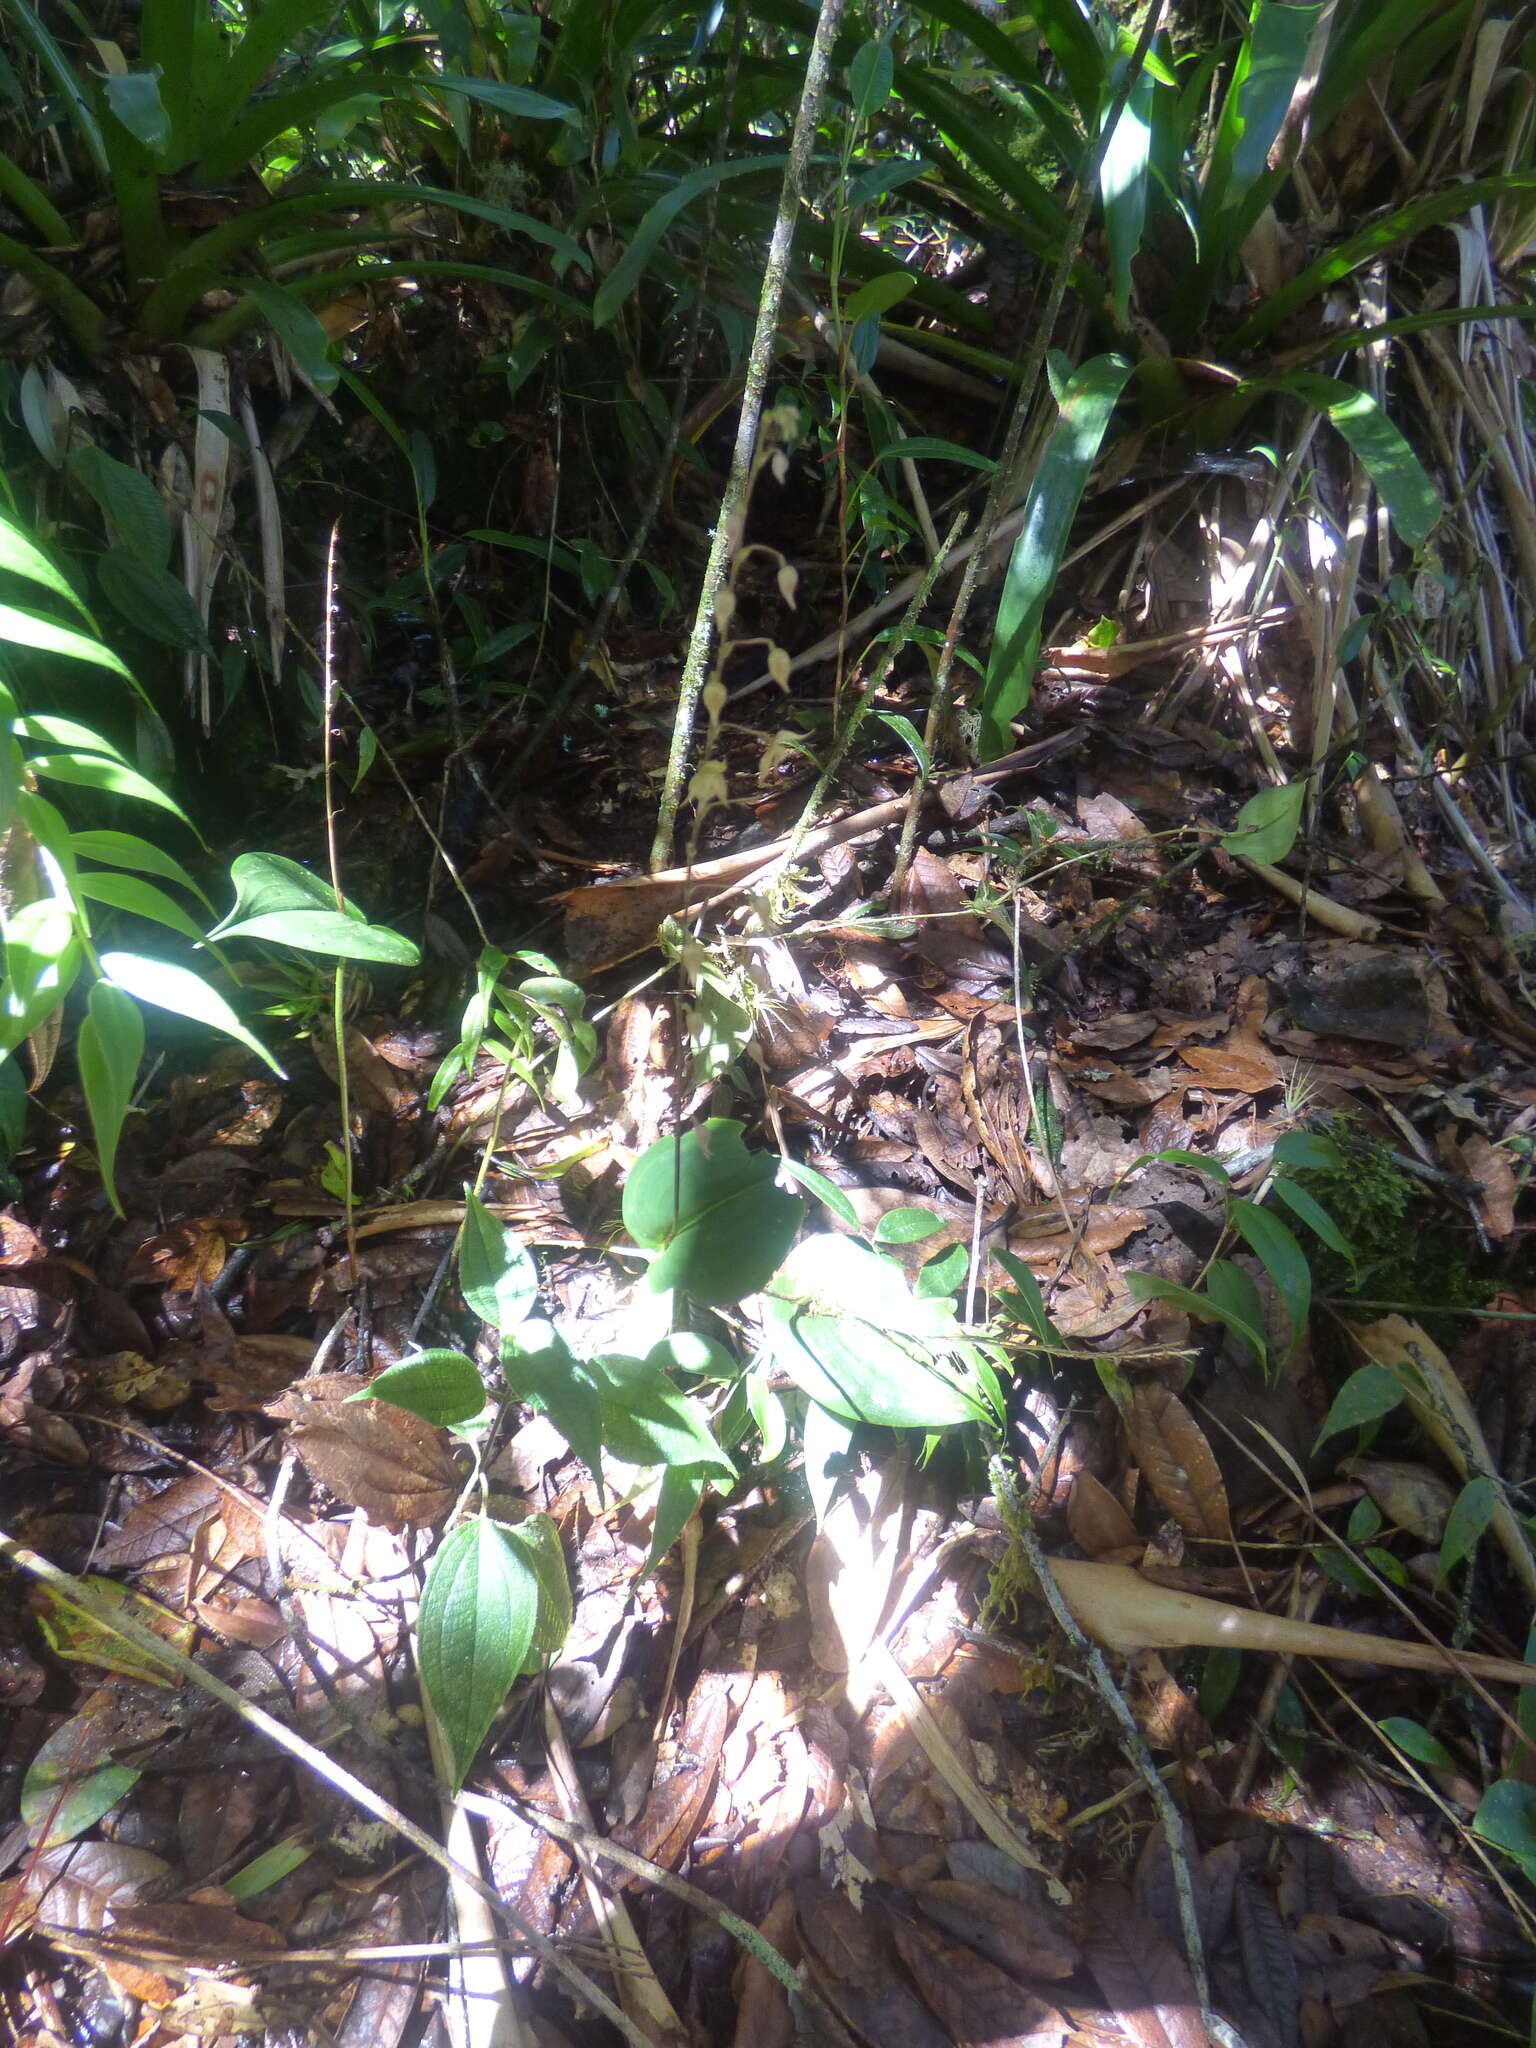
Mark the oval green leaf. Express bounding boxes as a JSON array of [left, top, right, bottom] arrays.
[[418, 1517, 538, 1789]]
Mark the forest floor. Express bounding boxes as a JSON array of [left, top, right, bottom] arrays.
[[2, 315, 1535, 2048]]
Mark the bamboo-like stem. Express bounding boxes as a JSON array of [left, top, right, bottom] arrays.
[[648, 0, 848, 871]]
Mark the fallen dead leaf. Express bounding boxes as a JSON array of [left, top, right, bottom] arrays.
[[1127, 1382, 1233, 1543]]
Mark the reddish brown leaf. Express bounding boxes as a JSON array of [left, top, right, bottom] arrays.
[[1457, 1132, 1517, 1240], [274, 1378, 457, 1527], [896, 848, 1010, 992], [912, 1880, 1081, 1981], [1178, 1045, 1279, 1093], [1080, 1884, 1209, 2048], [886, 1894, 1067, 2047], [1067, 1470, 1141, 1559], [1127, 1383, 1233, 1543], [730, 1889, 800, 2048], [0, 1840, 169, 1941], [795, 1881, 952, 2048]]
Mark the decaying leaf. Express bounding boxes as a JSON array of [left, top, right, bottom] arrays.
[[271, 1376, 458, 1527], [1066, 1470, 1141, 1559], [912, 1880, 1081, 1981], [0, 1840, 169, 1942], [1128, 1382, 1233, 1543], [795, 1880, 952, 2048], [885, 1891, 1067, 2048], [1341, 1457, 1456, 1544], [1080, 1884, 1208, 2048]]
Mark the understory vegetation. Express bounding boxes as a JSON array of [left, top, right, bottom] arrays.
[[1, 1, 1535, 2044]]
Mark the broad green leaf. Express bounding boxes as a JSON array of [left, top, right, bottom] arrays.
[[591, 1353, 735, 1481], [870, 437, 996, 474], [1201, 1, 1319, 259], [16, 714, 126, 760], [501, 1320, 605, 1485], [242, 279, 339, 398], [593, 155, 788, 328], [72, 831, 210, 906], [992, 1247, 1065, 1349], [1220, 780, 1305, 864], [1281, 372, 1442, 550], [777, 1156, 860, 1230], [99, 950, 281, 1074], [1314, 1363, 1405, 1446], [67, 446, 170, 570], [77, 873, 205, 943], [916, 1243, 968, 1299], [76, 980, 142, 1219], [981, 354, 1134, 758], [1377, 1717, 1457, 1773], [849, 37, 893, 120], [645, 1464, 708, 1573], [214, 907, 419, 964], [1473, 1778, 1536, 1880], [622, 1119, 801, 1306], [1100, 44, 1155, 323], [418, 1517, 537, 1789], [0, 506, 90, 613], [646, 1331, 738, 1381], [460, 1190, 540, 1332], [1271, 1129, 1345, 1173], [429, 74, 574, 122], [1124, 1270, 1266, 1356], [498, 1513, 572, 1665], [353, 1351, 487, 1428], [760, 1233, 990, 1430], [20, 1716, 139, 1848], [0, 899, 80, 1056], [1438, 1476, 1498, 1582], [0, 601, 135, 682], [1228, 1200, 1310, 1351], [873, 1205, 946, 1244], [843, 271, 916, 322], [104, 67, 171, 151], [95, 552, 209, 650], [29, 752, 191, 823], [214, 851, 346, 928]]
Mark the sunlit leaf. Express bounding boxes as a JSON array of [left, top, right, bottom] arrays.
[[417, 1517, 537, 1789]]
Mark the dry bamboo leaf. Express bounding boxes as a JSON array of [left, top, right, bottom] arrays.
[[1351, 1316, 1536, 1602], [1066, 1470, 1141, 1559], [1047, 1557, 1536, 1684], [1127, 1383, 1233, 1543]]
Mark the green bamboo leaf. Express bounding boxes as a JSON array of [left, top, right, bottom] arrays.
[[1271, 1176, 1354, 1262], [430, 75, 574, 122], [1124, 1269, 1266, 1355], [1438, 1476, 1498, 1583], [992, 1246, 1066, 1349], [418, 1517, 538, 1789], [76, 980, 142, 1218], [77, 872, 205, 943], [1201, 1, 1319, 260], [0, 603, 136, 683], [72, 831, 211, 907], [28, 752, 191, 823], [1314, 1362, 1404, 1446], [593, 155, 788, 328], [843, 270, 916, 322], [1231, 172, 1536, 349], [0, 508, 91, 614], [981, 354, 1134, 758], [1280, 372, 1441, 550], [0, 899, 80, 1057], [99, 950, 281, 1074], [1228, 1199, 1310, 1351]]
